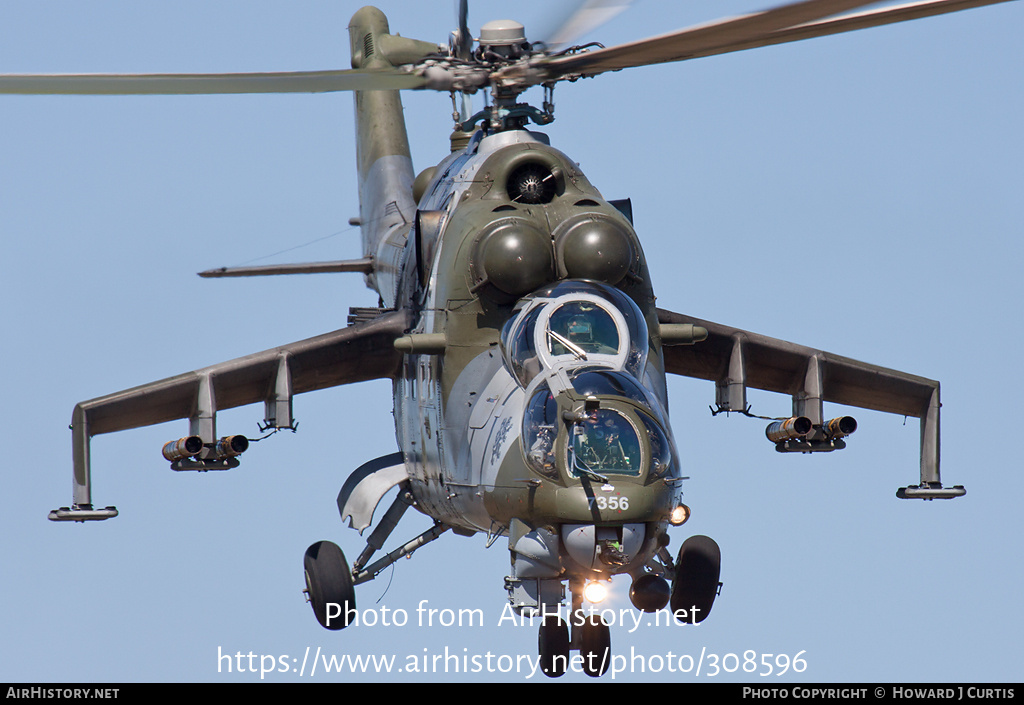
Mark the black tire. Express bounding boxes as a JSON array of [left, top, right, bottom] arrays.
[[579, 615, 611, 677], [538, 616, 570, 678], [303, 540, 355, 630], [670, 534, 721, 624], [629, 573, 671, 613]]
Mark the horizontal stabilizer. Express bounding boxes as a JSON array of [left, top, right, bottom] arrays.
[[198, 258, 374, 278]]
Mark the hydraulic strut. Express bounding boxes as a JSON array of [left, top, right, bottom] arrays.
[[352, 521, 450, 585]]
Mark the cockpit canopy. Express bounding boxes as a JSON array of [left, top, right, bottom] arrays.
[[500, 280, 648, 388], [522, 377, 676, 481], [570, 408, 643, 477], [508, 283, 678, 482]]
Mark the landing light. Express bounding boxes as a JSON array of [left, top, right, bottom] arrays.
[[583, 580, 608, 604], [670, 503, 691, 526]]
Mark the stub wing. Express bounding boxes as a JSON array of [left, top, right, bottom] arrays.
[[51, 310, 409, 521], [656, 308, 963, 500]]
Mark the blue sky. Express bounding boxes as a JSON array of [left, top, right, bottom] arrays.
[[3, 0, 1022, 683]]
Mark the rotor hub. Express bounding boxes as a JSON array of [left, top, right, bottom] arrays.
[[479, 20, 527, 47]]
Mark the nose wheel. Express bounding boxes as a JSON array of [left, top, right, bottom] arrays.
[[578, 615, 611, 677], [538, 616, 570, 677], [537, 578, 611, 679], [535, 536, 722, 677]]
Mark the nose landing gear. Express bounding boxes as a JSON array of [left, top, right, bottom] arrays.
[[538, 615, 570, 677], [537, 577, 611, 679], [578, 614, 611, 677], [537, 534, 721, 678]]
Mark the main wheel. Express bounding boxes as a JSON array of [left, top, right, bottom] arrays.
[[303, 540, 355, 630], [579, 615, 611, 677], [538, 616, 570, 678], [670, 535, 721, 624], [629, 573, 671, 613]]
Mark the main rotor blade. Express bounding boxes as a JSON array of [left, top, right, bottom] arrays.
[[539, 0, 933, 77], [455, 0, 473, 60], [0, 68, 424, 95], [544, 0, 636, 48], [672, 0, 1019, 62]]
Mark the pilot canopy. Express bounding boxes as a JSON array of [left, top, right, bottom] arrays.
[[499, 280, 648, 387], [500, 281, 676, 482]]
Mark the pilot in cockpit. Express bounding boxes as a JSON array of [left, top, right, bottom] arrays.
[[599, 417, 629, 470], [528, 426, 555, 471], [566, 315, 593, 344]]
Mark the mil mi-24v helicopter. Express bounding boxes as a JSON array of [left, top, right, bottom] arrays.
[[7, 0, 1010, 678]]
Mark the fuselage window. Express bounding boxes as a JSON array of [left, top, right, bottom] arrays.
[[638, 412, 673, 479], [523, 386, 559, 479]]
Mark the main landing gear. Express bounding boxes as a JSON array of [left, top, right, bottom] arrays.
[[670, 534, 721, 623], [538, 535, 721, 679], [303, 541, 355, 630], [302, 482, 450, 631]]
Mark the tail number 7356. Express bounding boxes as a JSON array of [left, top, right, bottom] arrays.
[[589, 495, 629, 512]]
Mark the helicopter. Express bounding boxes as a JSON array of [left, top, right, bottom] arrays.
[[7, 0, 1013, 679]]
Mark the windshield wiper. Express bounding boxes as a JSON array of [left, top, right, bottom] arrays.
[[571, 450, 608, 484], [548, 329, 588, 360]]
